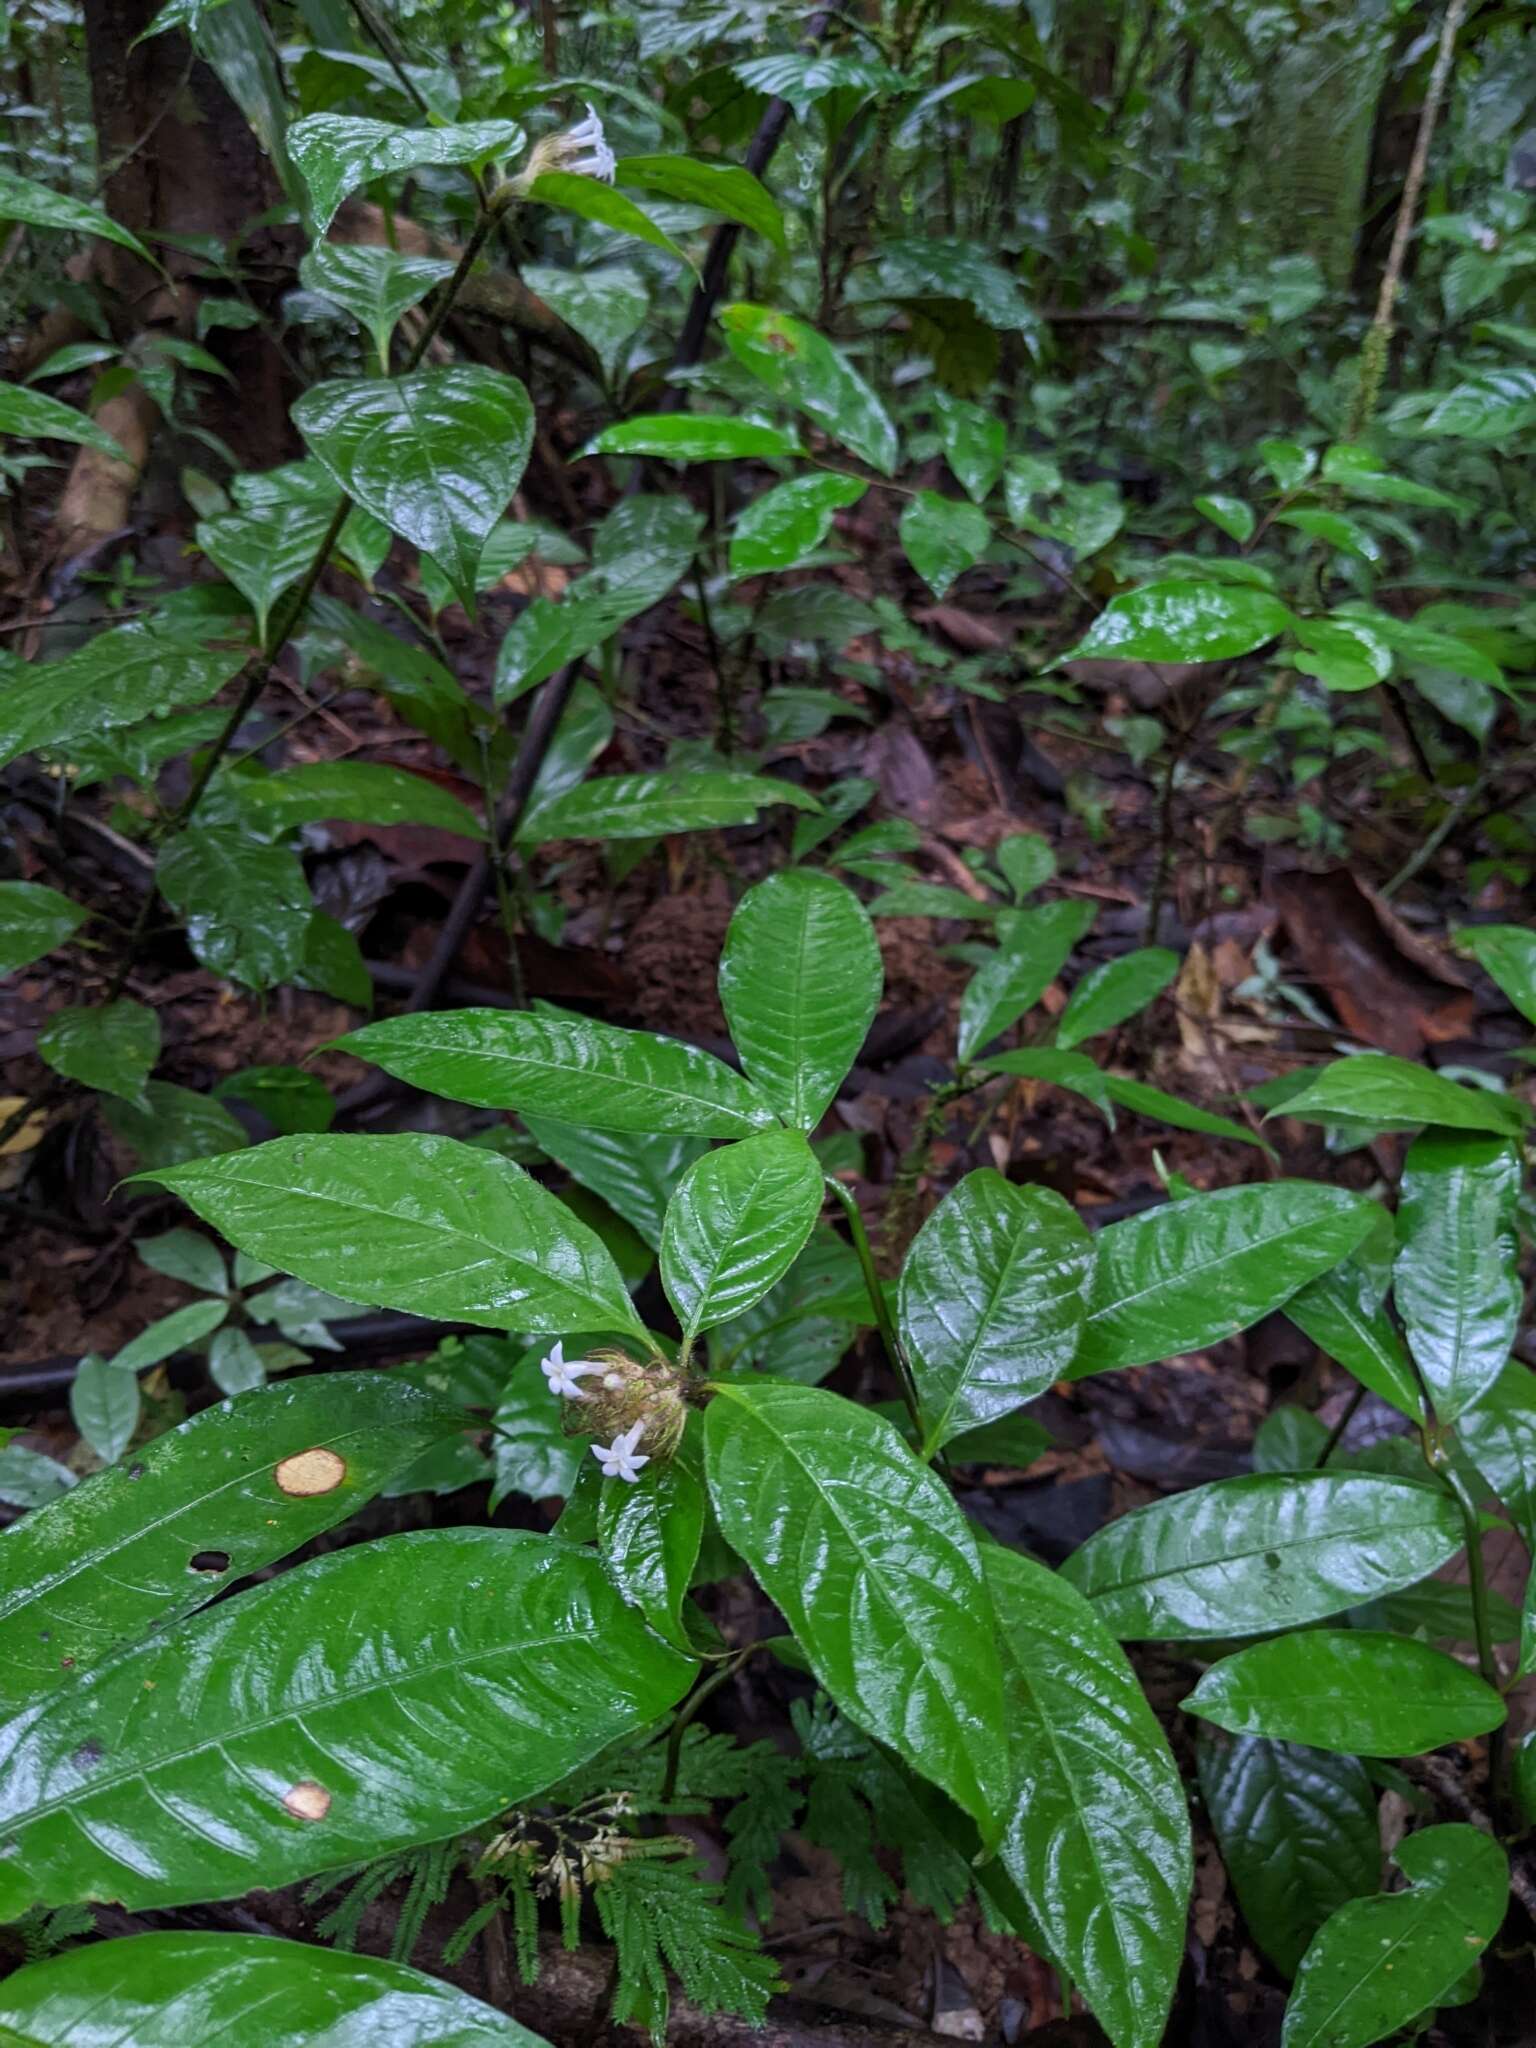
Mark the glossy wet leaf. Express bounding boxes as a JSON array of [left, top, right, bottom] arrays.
[[958, 900, 1097, 1061], [0, 881, 89, 976], [294, 368, 534, 605], [1285, 1241, 1422, 1423], [1280, 1826, 1508, 2048], [105, 1081, 248, 1172], [721, 303, 897, 474], [1291, 615, 1393, 693], [1074, 1184, 1378, 1375], [1455, 922, 1536, 1027], [1276, 1053, 1526, 1138], [599, 1450, 706, 1652], [214, 1065, 335, 1137], [0, 626, 244, 771], [0, 1375, 457, 1707], [718, 869, 883, 1129], [336, 1010, 774, 1137], [1193, 493, 1254, 543], [197, 497, 337, 644], [899, 1170, 1090, 1457], [1102, 1075, 1274, 1153], [933, 390, 1006, 503], [1395, 1131, 1522, 1420], [0, 380, 130, 463], [986, 1546, 1190, 2048], [527, 171, 687, 262], [1184, 1630, 1506, 1755], [0, 167, 155, 265], [617, 153, 785, 246], [489, 1348, 583, 1507], [288, 113, 526, 234], [526, 1119, 705, 1253], [1060, 1472, 1464, 1639], [136, 1227, 228, 1295], [1457, 1361, 1536, 1543], [1063, 581, 1294, 663], [899, 491, 991, 598], [157, 826, 314, 991], [233, 761, 483, 839], [109, 1299, 231, 1373], [662, 1128, 825, 1338], [298, 243, 455, 367], [705, 1381, 1012, 1841], [1196, 1730, 1379, 1978], [36, 999, 159, 1105], [70, 1355, 140, 1467], [0, 1528, 692, 1914], [521, 263, 647, 381], [586, 414, 802, 462], [142, 1133, 645, 1336], [0, 1931, 552, 2046], [729, 472, 867, 577], [518, 770, 818, 844], [1057, 948, 1179, 1050]]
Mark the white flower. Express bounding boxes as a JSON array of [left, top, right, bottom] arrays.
[[591, 1420, 650, 1483], [541, 1340, 602, 1401], [517, 103, 615, 190]]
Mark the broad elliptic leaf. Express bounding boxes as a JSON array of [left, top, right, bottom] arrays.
[[233, 761, 484, 839], [0, 1527, 692, 1915], [489, 1346, 583, 1508], [293, 368, 534, 605], [1196, 1730, 1380, 1979], [1057, 948, 1179, 1050], [0, 1932, 553, 2047], [616, 154, 785, 247], [705, 1381, 1012, 1841], [958, 899, 1097, 1062], [1457, 1360, 1536, 1544], [105, 1080, 248, 1171], [336, 1010, 775, 1138], [521, 263, 647, 381], [299, 243, 456, 367], [1291, 615, 1393, 693], [141, 1132, 645, 1336], [1062, 581, 1294, 663], [1193, 493, 1254, 543], [0, 1374, 458, 1708], [197, 495, 338, 644], [1285, 1217, 1422, 1423], [899, 1169, 1090, 1458], [36, 999, 159, 1105], [1073, 1183, 1378, 1376], [0, 881, 89, 976], [1276, 1052, 1527, 1138], [0, 167, 155, 265], [517, 770, 818, 844], [1280, 1826, 1509, 2048], [111, 1298, 230, 1373], [0, 626, 244, 771], [586, 414, 803, 462], [986, 1546, 1190, 2048], [721, 303, 898, 475], [1184, 1630, 1506, 1756], [525, 1119, 704, 1253], [935, 390, 1006, 503], [719, 869, 883, 1129], [1061, 1472, 1465, 1639], [1395, 1130, 1522, 1421], [730, 472, 866, 578], [0, 380, 130, 463], [899, 491, 991, 598], [661, 1128, 825, 1337], [157, 826, 314, 991], [1456, 922, 1536, 1027], [71, 1355, 140, 1467], [288, 113, 527, 235], [599, 1449, 706, 1653], [526, 171, 687, 262]]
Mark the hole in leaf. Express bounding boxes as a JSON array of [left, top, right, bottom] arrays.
[[189, 1550, 230, 1575], [273, 1447, 346, 1497]]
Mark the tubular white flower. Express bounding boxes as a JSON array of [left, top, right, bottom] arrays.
[[540, 1340, 602, 1401], [590, 1420, 650, 1482], [515, 103, 615, 191]]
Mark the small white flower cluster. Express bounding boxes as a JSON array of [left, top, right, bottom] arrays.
[[540, 1341, 650, 1482], [516, 104, 616, 190]]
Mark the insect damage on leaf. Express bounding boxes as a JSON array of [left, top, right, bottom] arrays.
[[273, 1448, 346, 1496]]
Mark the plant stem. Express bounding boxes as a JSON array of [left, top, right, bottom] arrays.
[[659, 1650, 751, 1804], [823, 1172, 922, 1434], [1313, 1382, 1366, 1468], [1432, 1451, 1507, 1818]]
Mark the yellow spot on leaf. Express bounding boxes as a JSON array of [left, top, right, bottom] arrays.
[[282, 1780, 331, 1822], [273, 1447, 345, 1497]]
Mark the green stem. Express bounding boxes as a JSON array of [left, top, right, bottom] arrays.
[[659, 1650, 752, 1805], [1314, 1383, 1366, 1468], [824, 1172, 921, 1434], [1427, 1441, 1508, 1819]]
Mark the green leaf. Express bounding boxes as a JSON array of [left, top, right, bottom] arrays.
[[934, 391, 1006, 503], [0, 881, 89, 976], [1104, 1076, 1273, 1152], [1321, 443, 1470, 513], [721, 304, 898, 475], [718, 870, 883, 1130], [0, 626, 244, 771], [1258, 439, 1317, 491], [233, 761, 483, 839], [705, 1381, 1012, 1842], [70, 1355, 140, 1467], [517, 770, 818, 844], [104, 1081, 248, 1171], [197, 495, 339, 645], [298, 244, 455, 368], [1196, 1731, 1379, 1979], [898, 491, 991, 599], [489, 1347, 583, 1507], [208, 1326, 267, 1395], [1060, 1472, 1465, 1639], [729, 472, 866, 578], [1073, 1184, 1378, 1376], [527, 171, 688, 263], [733, 51, 911, 119], [1057, 948, 1178, 1050], [526, 1120, 704, 1253], [157, 826, 313, 991], [1280, 1826, 1508, 2048], [586, 414, 802, 462], [599, 1450, 706, 1653], [293, 368, 534, 606], [958, 900, 1097, 1062], [288, 113, 527, 235], [0, 1931, 552, 2046], [1394, 1130, 1522, 1421], [1275, 1053, 1526, 1138], [1456, 922, 1536, 1027], [985, 1546, 1190, 2048], [0, 1375, 457, 1707], [1062, 581, 1294, 663], [0, 1447, 75, 1511], [36, 999, 158, 1105], [109, 1298, 231, 1372], [141, 1132, 645, 1336], [0, 168, 155, 267], [0, 380, 130, 463], [1193, 493, 1255, 544], [1184, 1630, 1506, 1755], [1414, 366, 1536, 440], [616, 154, 784, 247], [336, 1010, 775, 1137], [1457, 1361, 1536, 1544], [996, 834, 1056, 898], [899, 1170, 1090, 1458], [1275, 507, 1380, 562], [214, 1064, 335, 1136], [137, 1226, 228, 1294], [521, 263, 647, 381], [1290, 615, 1393, 693], [661, 1129, 825, 1339], [1285, 1243, 1422, 1424], [0, 1527, 691, 1915]]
